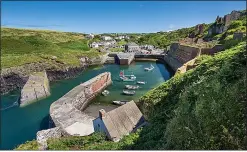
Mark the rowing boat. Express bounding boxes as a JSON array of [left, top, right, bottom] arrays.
[[123, 90, 135, 95], [125, 85, 139, 90], [137, 81, 146, 85], [113, 100, 129, 105]]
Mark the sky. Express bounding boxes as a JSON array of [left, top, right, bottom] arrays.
[[1, 1, 246, 34]]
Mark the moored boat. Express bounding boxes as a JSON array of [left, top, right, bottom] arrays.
[[137, 81, 146, 85], [125, 85, 139, 90], [112, 100, 129, 105], [144, 64, 154, 71], [119, 70, 136, 81], [102, 90, 110, 96], [123, 90, 135, 95]]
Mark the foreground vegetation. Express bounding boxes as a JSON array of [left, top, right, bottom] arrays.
[[1, 28, 103, 69]]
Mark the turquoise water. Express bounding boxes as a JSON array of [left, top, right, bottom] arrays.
[[0, 61, 172, 149]]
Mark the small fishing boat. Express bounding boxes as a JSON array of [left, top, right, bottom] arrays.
[[125, 85, 139, 90], [137, 81, 146, 85], [144, 64, 154, 71], [102, 90, 110, 96], [113, 100, 129, 105], [123, 90, 135, 95], [120, 76, 136, 82], [119, 70, 136, 81]]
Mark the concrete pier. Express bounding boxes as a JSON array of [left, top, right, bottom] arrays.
[[20, 71, 50, 107], [37, 72, 112, 149]]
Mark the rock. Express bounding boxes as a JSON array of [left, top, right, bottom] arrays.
[[36, 127, 62, 150], [51, 56, 57, 60]]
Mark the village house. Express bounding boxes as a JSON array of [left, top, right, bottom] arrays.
[[86, 33, 94, 39], [90, 42, 99, 48], [125, 42, 140, 53], [115, 35, 125, 40], [93, 101, 146, 142], [140, 44, 155, 51], [115, 35, 130, 40], [101, 36, 113, 41], [90, 40, 116, 48]]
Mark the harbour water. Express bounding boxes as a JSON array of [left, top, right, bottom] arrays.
[[0, 61, 172, 149]]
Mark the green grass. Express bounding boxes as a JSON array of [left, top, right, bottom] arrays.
[[1, 28, 103, 69], [117, 40, 127, 46], [15, 140, 39, 150], [109, 47, 124, 52]]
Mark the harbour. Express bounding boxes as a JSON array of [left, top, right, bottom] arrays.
[[0, 61, 172, 149]]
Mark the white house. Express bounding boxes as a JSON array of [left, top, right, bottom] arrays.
[[90, 42, 99, 48], [115, 35, 130, 40], [86, 34, 94, 39], [93, 101, 146, 142], [140, 45, 155, 51], [101, 36, 113, 41]]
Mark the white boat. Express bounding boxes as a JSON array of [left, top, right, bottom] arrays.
[[137, 81, 146, 85], [119, 70, 136, 81], [144, 64, 154, 71], [125, 85, 139, 90], [102, 90, 110, 96], [123, 90, 135, 95], [113, 100, 129, 105]]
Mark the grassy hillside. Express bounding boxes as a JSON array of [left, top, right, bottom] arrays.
[[1, 28, 103, 69]]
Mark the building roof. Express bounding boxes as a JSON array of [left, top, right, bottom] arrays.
[[98, 101, 145, 142], [116, 53, 134, 59]]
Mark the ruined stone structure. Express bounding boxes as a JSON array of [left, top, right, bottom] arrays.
[[20, 71, 50, 106], [200, 44, 224, 55], [164, 43, 201, 71], [195, 24, 204, 35], [37, 72, 112, 150], [164, 43, 224, 73], [233, 32, 244, 41], [208, 10, 242, 36]]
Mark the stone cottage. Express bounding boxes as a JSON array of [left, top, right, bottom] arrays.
[[93, 101, 146, 142], [125, 42, 140, 53]]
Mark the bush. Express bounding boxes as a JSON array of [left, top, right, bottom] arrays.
[[228, 20, 242, 30], [15, 140, 39, 150]]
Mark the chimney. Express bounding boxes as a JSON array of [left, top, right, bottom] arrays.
[[99, 109, 106, 119]]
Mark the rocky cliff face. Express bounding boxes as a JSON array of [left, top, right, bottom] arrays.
[[0, 55, 107, 95], [208, 10, 242, 36], [0, 62, 86, 95]]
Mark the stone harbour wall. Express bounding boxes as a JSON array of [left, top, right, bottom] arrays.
[[36, 72, 112, 149], [164, 44, 200, 72], [20, 71, 50, 107]]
